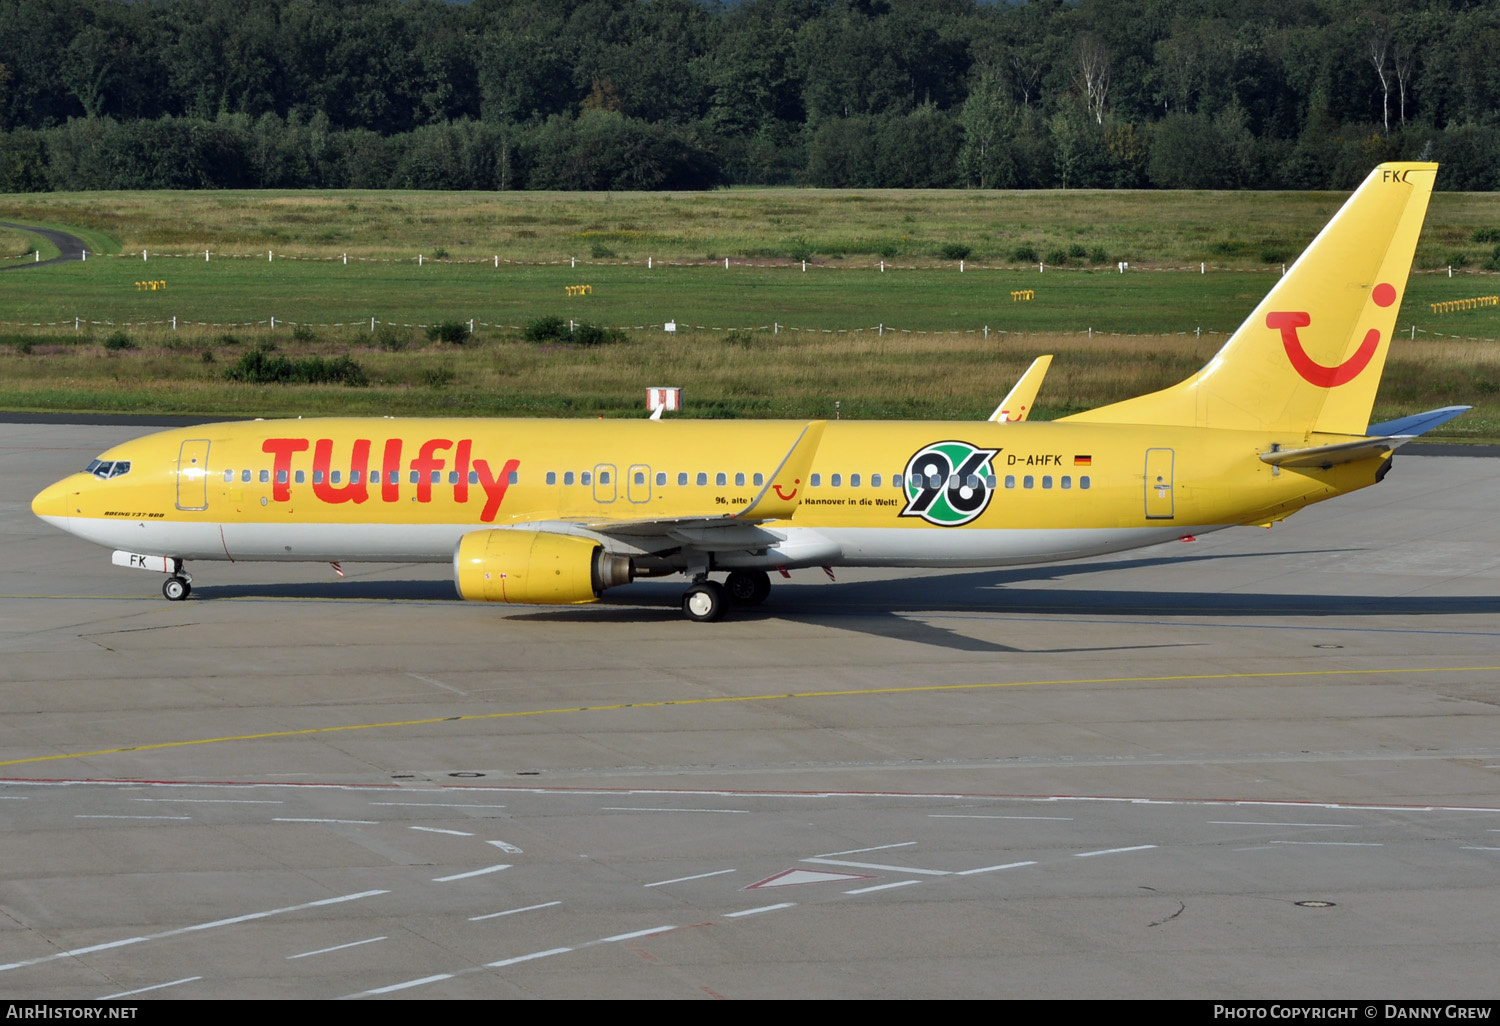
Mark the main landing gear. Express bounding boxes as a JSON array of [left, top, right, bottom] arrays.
[[681, 570, 771, 622]]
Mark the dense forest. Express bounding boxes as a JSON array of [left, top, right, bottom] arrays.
[[2, 0, 1499, 193]]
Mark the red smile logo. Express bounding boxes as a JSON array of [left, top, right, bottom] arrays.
[[773, 479, 800, 500], [1268, 282, 1396, 388]]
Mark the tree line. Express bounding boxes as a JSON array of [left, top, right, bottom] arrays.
[[2, 0, 1499, 193]]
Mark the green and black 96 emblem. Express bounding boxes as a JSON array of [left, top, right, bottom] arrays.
[[900, 441, 1000, 526]]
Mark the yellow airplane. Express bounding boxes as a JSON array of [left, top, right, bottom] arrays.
[[32, 163, 1466, 621]]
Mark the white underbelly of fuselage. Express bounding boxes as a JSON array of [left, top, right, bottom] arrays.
[[43, 515, 1228, 570]]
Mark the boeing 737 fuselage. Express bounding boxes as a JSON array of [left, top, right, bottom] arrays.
[[31, 164, 1460, 621]]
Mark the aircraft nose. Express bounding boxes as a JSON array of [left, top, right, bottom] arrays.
[[31, 477, 79, 521]]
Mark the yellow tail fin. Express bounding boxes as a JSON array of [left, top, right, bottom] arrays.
[[1064, 163, 1437, 437]]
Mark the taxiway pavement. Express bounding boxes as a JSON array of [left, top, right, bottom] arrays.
[[2, 423, 1498, 999]]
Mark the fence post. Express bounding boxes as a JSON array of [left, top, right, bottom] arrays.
[[372, 317, 376, 331]]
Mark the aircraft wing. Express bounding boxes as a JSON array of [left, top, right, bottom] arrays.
[[988, 355, 1053, 422], [520, 420, 828, 550]]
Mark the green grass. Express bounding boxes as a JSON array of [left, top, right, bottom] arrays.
[[4, 186, 1500, 268], [3, 187, 1500, 440]]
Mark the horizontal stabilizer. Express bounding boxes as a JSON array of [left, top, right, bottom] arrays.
[[1260, 437, 1406, 469], [1364, 405, 1471, 438]]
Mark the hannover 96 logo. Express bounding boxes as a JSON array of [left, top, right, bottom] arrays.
[[900, 441, 999, 526]]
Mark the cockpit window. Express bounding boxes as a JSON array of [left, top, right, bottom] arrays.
[[85, 460, 131, 479]]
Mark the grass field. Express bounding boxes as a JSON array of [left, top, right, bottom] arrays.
[[2, 187, 1500, 440], [4, 186, 1500, 268]]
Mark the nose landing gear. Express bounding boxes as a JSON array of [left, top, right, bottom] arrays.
[[162, 574, 192, 600]]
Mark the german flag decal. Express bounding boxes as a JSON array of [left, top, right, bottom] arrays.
[[1074, 455, 1092, 466]]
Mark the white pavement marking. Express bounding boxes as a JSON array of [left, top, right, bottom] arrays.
[[815, 841, 916, 858], [411, 825, 474, 836], [1460, 846, 1500, 852], [646, 868, 737, 888], [0, 890, 388, 972], [371, 802, 507, 809], [930, 814, 1073, 821], [844, 880, 922, 895], [486, 947, 572, 968], [803, 857, 950, 876], [133, 798, 284, 804], [1074, 845, 1158, 858], [593, 926, 677, 944], [469, 901, 561, 922], [1268, 840, 1383, 847], [347, 925, 681, 996], [487, 840, 523, 853], [99, 976, 201, 999], [602, 807, 748, 813], [357, 972, 456, 996], [274, 818, 379, 825], [433, 863, 511, 882], [726, 903, 795, 918], [288, 936, 388, 959], [75, 814, 190, 820], [408, 671, 467, 695], [956, 861, 1038, 876], [1208, 820, 1359, 827]]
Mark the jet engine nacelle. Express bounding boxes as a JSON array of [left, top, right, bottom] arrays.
[[453, 529, 633, 604]]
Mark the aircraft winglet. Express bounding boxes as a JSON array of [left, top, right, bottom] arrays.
[[737, 420, 827, 521], [988, 355, 1053, 422]]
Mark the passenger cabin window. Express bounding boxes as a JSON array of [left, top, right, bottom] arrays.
[[696, 472, 707, 486], [678, 472, 688, 486], [735, 472, 745, 487], [753, 472, 764, 486], [1081, 476, 1091, 489], [656, 472, 666, 486], [597, 471, 607, 485], [716, 472, 726, 486], [851, 474, 861, 488], [223, 470, 234, 482], [1061, 476, 1071, 489], [546, 471, 557, 485], [582, 472, 592, 485], [296, 470, 306, 484], [313, 471, 324, 484], [1042, 475, 1052, 489], [1005, 475, 1016, 489], [831, 473, 842, 487], [872, 474, 882, 488], [565, 472, 575, 485], [448, 471, 459, 484], [810, 473, 821, 487]]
